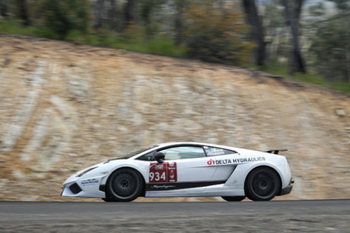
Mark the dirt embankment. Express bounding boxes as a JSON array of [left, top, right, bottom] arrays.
[[0, 34, 349, 201]]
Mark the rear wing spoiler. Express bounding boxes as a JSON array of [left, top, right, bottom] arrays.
[[265, 149, 288, 155]]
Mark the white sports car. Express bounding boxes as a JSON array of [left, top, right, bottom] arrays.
[[61, 142, 293, 202]]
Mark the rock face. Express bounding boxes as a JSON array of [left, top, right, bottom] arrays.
[[0, 34, 350, 201]]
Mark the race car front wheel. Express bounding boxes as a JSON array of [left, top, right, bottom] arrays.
[[104, 168, 144, 202], [245, 167, 280, 201]]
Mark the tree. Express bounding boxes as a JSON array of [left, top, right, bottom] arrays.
[[0, 0, 10, 18], [310, 1, 350, 82], [332, 0, 350, 11], [41, 0, 91, 39], [93, 0, 105, 29], [241, 0, 266, 67], [184, 1, 253, 65], [282, 0, 306, 74], [261, 0, 286, 62], [107, 0, 118, 30], [174, 0, 186, 45], [15, 0, 31, 26], [139, 0, 160, 38], [123, 0, 136, 30]]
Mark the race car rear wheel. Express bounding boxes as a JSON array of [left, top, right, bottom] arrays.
[[221, 196, 245, 202], [104, 168, 144, 202], [245, 167, 280, 201]]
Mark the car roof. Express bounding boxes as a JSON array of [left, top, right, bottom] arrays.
[[154, 142, 238, 150]]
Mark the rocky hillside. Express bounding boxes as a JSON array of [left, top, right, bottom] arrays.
[[0, 34, 349, 201]]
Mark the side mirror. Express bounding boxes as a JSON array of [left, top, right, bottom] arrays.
[[154, 152, 165, 164]]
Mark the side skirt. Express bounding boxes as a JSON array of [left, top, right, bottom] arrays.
[[146, 181, 226, 192]]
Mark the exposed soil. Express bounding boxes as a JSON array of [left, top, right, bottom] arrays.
[[0, 34, 350, 201]]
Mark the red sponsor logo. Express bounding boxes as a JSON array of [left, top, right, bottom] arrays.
[[207, 159, 216, 165], [149, 162, 177, 183]]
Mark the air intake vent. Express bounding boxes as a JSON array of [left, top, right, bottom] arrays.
[[69, 183, 82, 194]]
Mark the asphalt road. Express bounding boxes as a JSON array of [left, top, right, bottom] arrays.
[[1, 200, 349, 232]]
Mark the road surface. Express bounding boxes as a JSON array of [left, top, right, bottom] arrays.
[[0, 200, 349, 232]]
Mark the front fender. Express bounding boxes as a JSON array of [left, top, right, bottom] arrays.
[[98, 160, 150, 186]]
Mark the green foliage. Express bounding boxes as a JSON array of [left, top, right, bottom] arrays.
[[0, 16, 186, 58], [0, 18, 36, 35], [331, 0, 350, 12], [307, 2, 327, 17], [263, 61, 350, 93], [138, 36, 188, 57], [263, 0, 285, 28], [262, 0, 289, 62], [2, 0, 350, 94], [65, 29, 88, 44], [39, 0, 91, 39], [64, 25, 187, 58], [139, 0, 158, 26], [310, 14, 350, 83], [0, 1, 9, 17], [183, 2, 254, 65]]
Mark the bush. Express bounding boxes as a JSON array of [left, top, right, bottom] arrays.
[[40, 0, 91, 39], [310, 15, 350, 83], [0, 19, 36, 35], [141, 36, 188, 57], [183, 2, 254, 65]]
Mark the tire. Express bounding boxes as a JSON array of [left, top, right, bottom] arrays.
[[104, 168, 144, 202], [221, 196, 245, 202], [245, 167, 280, 201]]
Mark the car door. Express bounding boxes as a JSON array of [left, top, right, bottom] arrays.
[[146, 145, 219, 192], [203, 146, 238, 181]]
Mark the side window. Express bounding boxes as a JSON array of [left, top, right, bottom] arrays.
[[204, 146, 237, 157], [159, 146, 206, 160]]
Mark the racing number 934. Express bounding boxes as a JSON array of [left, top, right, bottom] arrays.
[[149, 162, 177, 183]]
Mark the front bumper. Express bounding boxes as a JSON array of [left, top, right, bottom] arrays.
[[61, 173, 107, 198], [61, 182, 83, 196]]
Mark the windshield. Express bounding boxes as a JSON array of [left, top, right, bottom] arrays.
[[123, 145, 156, 159], [105, 145, 157, 163], [119, 145, 158, 159]]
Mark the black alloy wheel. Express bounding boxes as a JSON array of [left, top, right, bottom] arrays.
[[104, 168, 144, 202], [245, 167, 280, 201]]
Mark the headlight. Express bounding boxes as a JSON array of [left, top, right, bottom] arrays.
[[76, 166, 98, 177]]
